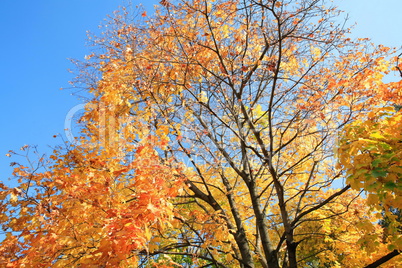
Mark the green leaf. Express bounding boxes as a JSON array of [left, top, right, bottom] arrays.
[[387, 244, 396, 251], [379, 142, 392, 150], [371, 169, 387, 178], [372, 159, 382, 167], [383, 153, 395, 160], [367, 182, 379, 190], [384, 181, 396, 190]]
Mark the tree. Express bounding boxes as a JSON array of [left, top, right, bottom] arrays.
[[1, 0, 402, 267], [338, 105, 402, 267]]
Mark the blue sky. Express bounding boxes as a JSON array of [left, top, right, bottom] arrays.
[[0, 0, 401, 183]]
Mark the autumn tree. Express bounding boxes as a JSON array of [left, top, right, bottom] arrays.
[[1, 0, 402, 267], [338, 106, 402, 267]]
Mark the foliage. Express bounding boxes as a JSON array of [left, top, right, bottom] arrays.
[[339, 107, 402, 207], [338, 106, 402, 255], [2, 0, 402, 267]]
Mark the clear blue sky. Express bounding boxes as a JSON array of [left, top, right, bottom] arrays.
[[0, 0, 401, 183]]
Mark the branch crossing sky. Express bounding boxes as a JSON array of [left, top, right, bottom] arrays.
[[0, 0, 401, 182]]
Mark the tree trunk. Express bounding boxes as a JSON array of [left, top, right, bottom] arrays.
[[286, 241, 299, 268]]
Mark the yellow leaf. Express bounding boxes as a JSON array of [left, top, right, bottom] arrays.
[[9, 192, 18, 203]]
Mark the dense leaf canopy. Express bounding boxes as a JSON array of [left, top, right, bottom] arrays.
[[1, 0, 402, 267]]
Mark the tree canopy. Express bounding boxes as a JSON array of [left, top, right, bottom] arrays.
[[1, 0, 402, 267]]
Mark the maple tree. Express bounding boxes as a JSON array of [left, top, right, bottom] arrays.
[[338, 106, 402, 266], [337, 55, 402, 268], [2, 0, 402, 267]]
